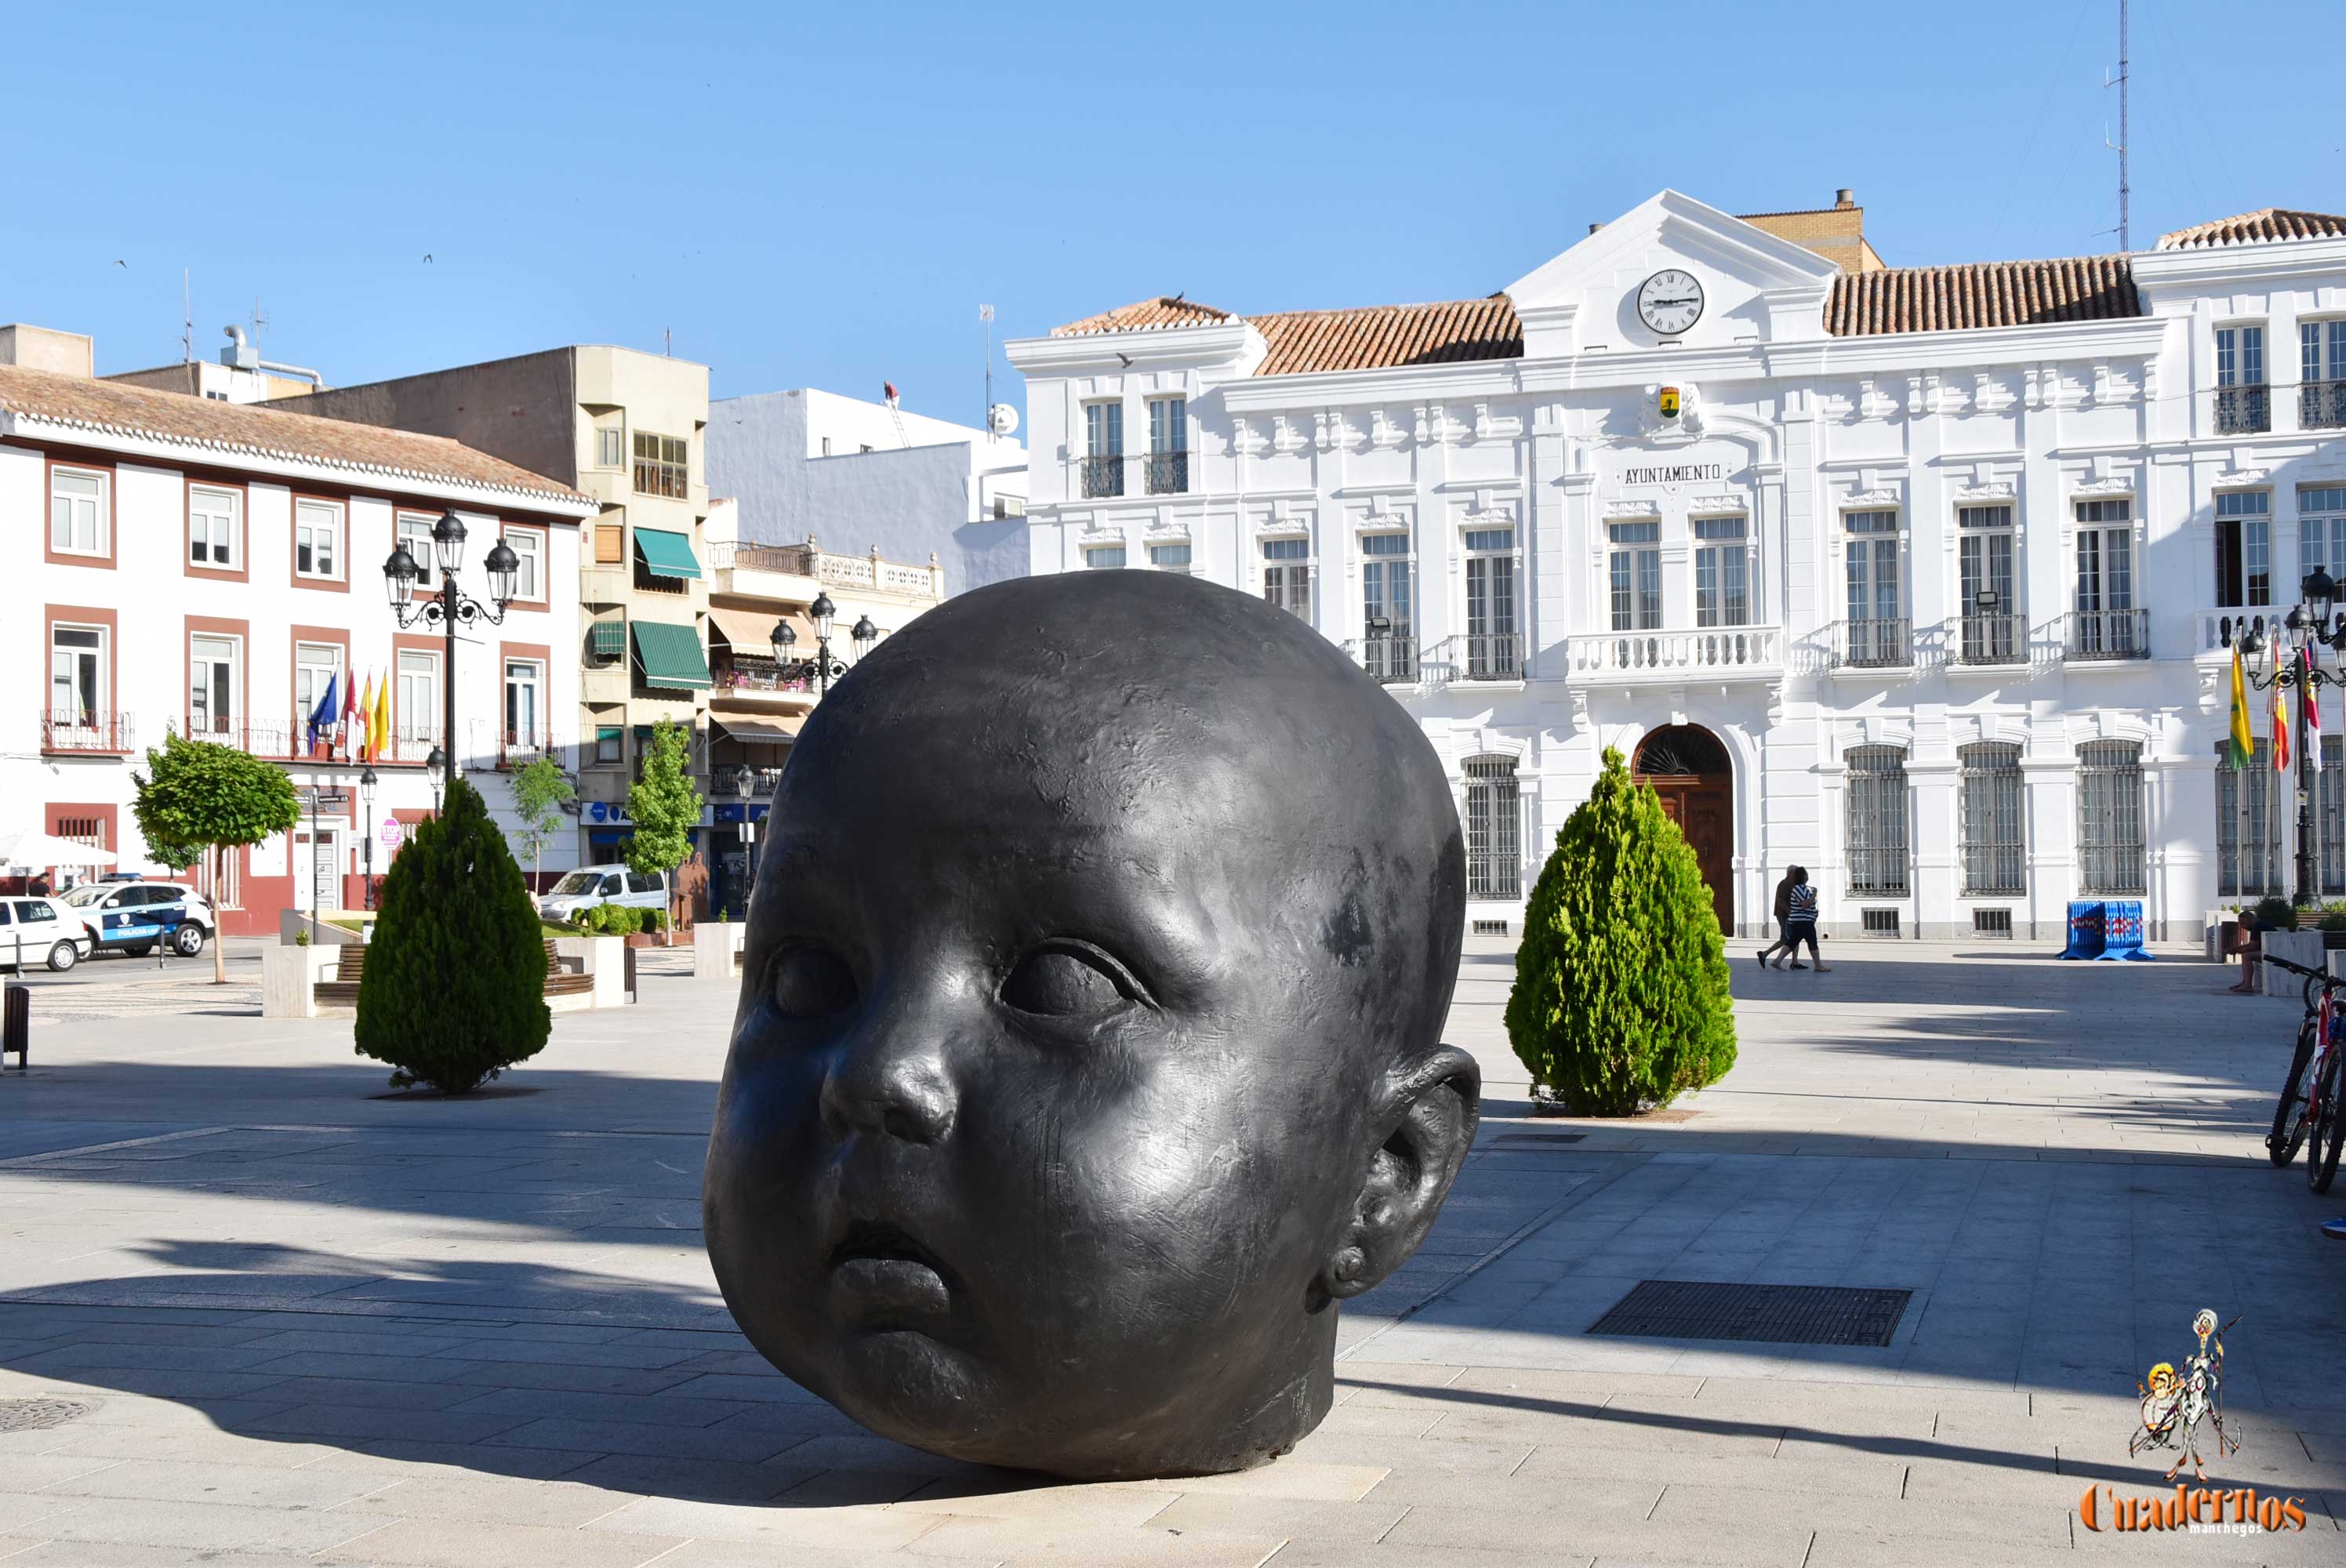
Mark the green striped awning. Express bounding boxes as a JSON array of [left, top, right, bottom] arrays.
[[632, 527, 702, 580], [589, 619, 626, 657], [629, 620, 713, 690]]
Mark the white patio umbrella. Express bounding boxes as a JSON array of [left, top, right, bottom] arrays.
[[0, 831, 119, 871]]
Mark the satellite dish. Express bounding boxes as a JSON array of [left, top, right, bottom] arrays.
[[988, 402, 1019, 437]]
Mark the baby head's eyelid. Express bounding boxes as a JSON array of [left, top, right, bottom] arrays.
[[1015, 938, 1158, 1010]]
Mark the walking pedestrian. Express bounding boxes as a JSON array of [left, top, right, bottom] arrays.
[[1757, 868, 1796, 969], [1781, 866, 1828, 971]]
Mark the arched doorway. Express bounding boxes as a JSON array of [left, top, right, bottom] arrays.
[[1634, 724, 1734, 933]]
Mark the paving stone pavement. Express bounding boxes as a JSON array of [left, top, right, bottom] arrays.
[[0, 937, 2339, 1565]]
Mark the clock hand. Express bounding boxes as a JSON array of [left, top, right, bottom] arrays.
[[1647, 297, 1697, 307]]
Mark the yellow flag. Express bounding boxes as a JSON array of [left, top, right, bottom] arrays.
[[372, 672, 391, 757], [2227, 644, 2253, 768]]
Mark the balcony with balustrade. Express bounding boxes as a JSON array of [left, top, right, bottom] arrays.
[[1948, 611, 2032, 669], [1341, 633, 1420, 686], [2215, 383, 2270, 435], [1825, 617, 1913, 673], [1563, 626, 1782, 686], [2067, 608, 2150, 662], [2304, 380, 2346, 432], [710, 541, 944, 605], [1422, 633, 1526, 686], [40, 710, 134, 756], [710, 651, 819, 709]]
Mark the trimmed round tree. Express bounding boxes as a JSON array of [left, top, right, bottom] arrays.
[[354, 776, 549, 1092], [1505, 746, 1736, 1116], [130, 732, 300, 984]]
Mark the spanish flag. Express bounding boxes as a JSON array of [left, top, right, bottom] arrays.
[[2272, 638, 2291, 772], [2227, 642, 2253, 768]]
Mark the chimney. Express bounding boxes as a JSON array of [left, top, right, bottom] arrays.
[[0, 325, 94, 378], [1588, 221, 1604, 235], [1835, 188, 1856, 209]]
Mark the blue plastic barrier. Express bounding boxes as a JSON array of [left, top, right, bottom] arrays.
[[2057, 898, 2154, 960]]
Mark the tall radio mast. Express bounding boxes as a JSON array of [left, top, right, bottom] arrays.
[[2107, 0, 2130, 252]]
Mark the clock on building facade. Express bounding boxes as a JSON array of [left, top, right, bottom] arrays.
[[1636, 269, 1704, 336]]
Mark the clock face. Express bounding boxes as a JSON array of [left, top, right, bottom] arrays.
[[1636, 270, 1704, 336]]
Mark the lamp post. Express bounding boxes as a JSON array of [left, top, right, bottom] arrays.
[[383, 511, 520, 801], [769, 593, 879, 698], [733, 764, 759, 915], [2225, 565, 2346, 907], [359, 764, 379, 911], [423, 749, 445, 815]]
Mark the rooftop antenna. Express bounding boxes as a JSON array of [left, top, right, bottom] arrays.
[[664, 328, 672, 357], [979, 303, 995, 442], [180, 270, 192, 364], [250, 297, 270, 365], [2104, 0, 2130, 252]]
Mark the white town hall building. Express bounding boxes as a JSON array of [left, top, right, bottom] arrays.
[[1008, 190, 2346, 941]]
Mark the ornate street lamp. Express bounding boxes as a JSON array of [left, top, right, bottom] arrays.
[[359, 764, 379, 910], [385, 511, 518, 797], [423, 747, 446, 814], [771, 597, 854, 697], [2225, 568, 2346, 906]]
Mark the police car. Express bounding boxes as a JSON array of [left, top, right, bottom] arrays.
[[57, 880, 215, 959]]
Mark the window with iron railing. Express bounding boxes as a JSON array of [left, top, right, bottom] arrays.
[[2216, 324, 2269, 434], [1360, 532, 1414, 682], [2323, 738, 2346, 897], [1957, 505, 2020, 662], [1146, 397, 1187, 494], [1083, 402, 1124, 498], [2072, 499, 2141, 657], [1463, 528, 1520, 678], [1958, 742, 2025, 895], [2304, 488, 2346, 599], [2303, 319, 2346, 430], [2076, 741, 2146, 895], [1463, 757, 1522, 898], [1845, 745, 1910, 896]]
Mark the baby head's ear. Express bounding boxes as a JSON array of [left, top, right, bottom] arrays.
[[1317, 1044, 1480, 1304]]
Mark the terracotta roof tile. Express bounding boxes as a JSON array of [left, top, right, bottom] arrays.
[[1052, 297, 1234, 335], [2156, 207, 2346, 249], [0, 363, 590, 506], [1824, 256, 2139, 336], [1253, 297, 1523, 376]]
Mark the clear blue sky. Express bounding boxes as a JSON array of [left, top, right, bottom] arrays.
[[10, 1, 2340, 427]]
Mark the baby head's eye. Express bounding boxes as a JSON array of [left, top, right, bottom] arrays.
[[769, 943, 857, 1019], [1000, 942, 1144, 1017]]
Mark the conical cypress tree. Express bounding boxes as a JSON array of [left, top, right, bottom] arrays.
[[354, 777, 549, 1092], [1505, 746, 1736, 1115]]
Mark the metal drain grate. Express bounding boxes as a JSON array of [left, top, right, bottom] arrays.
[[1589, 1280, 1912, 1346], [0, 1399, 91, 1434]]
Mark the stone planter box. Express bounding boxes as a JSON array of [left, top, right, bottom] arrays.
[[2257, 929, 2326, 994], [693, 920, 746, 982], [550, 935, 630, 1011], [262, 944, 342, 1018]]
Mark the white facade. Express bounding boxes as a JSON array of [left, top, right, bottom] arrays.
[[707, 387, 1028, 597], [1009, 191, 2346, 939], [1, 354, 593, 935]]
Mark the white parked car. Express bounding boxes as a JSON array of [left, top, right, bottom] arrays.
[[539, 864, 669, 923], [0, 897, 96, 971], [57, 881, 215, 959]]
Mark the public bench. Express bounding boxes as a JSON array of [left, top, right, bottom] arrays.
[[315, 940, 594, 1010]]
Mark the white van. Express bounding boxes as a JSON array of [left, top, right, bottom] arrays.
[[540, 864, 668, 923], [0, 897, 96, 971]]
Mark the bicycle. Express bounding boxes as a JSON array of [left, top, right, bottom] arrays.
[[2260, 952, 2346, 1193]]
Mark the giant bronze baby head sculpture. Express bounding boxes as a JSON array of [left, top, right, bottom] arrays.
[[703, 570, 1478, 1479]]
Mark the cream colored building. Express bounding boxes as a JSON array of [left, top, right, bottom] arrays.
[[289, 347, 714, 869], [699, 497, 944, 909]]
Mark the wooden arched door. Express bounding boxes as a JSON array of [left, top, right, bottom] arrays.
[[1634, 724, 1734, 934]]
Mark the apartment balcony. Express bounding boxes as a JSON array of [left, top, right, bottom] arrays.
[[1142, 451, 1189, 495], [1951, 612, 2029, 667], [1827, 617, 1913, 671], [1080, 455, 1125, 499], [498, 728, 552, 770], [710, 541, 943, 603], [2304, 379, 2346, 432], [1342, 635, 1419, 685], [40, 710, 134, 756], [1565, 626, 1782, 685], [580, 565, 632, 607], [1422, 633, 1526, 685], [711, 660, 819, 707], [2215, 383, 2270, 435], [2067, 608, 2150, 662]]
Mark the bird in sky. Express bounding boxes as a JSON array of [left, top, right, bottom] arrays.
[[1116, 351, 1132, 368], [423, 253, 434, 263], [113, 259, 125, 268]]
